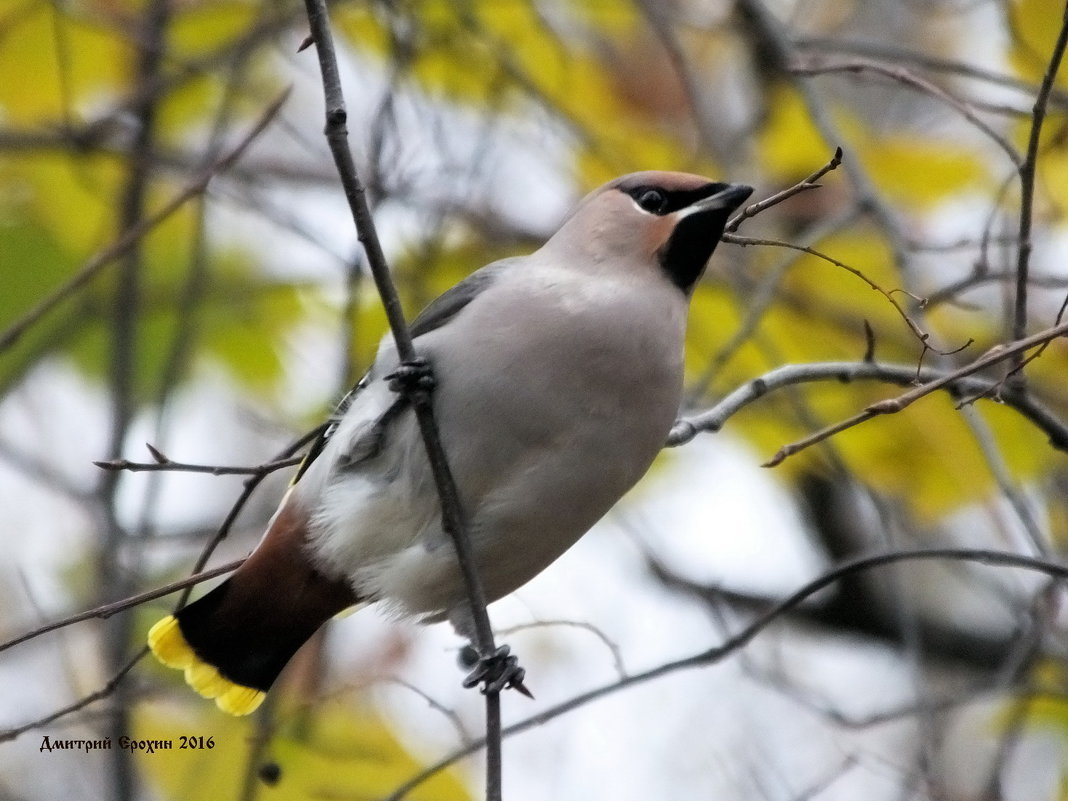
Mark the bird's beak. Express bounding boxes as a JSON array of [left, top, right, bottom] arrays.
[[677, 183, 754, 219], [658, 182, 754, 292]]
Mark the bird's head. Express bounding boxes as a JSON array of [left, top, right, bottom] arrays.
[[551, 171, 753, 293]]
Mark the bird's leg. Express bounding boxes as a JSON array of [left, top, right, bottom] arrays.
[[459, 643, 534, 698], [385, 355, 436, 394]]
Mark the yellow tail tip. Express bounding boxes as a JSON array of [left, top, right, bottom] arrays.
[[147, 615, 266, 716], [217, 684, 267, 716], [147, 616, 195, 669]]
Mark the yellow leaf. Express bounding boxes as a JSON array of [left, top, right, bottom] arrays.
[[1008, 0, 1068, 87], [855, 131, 989, 207], [759, 87, 988, 204], [135, 697, 474, 801], [758, 87, 831, 180], [18, 153, 122, 252], [0, 7, 128, 124]]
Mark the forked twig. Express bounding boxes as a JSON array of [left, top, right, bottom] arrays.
[[763, 318, 1068, 467]]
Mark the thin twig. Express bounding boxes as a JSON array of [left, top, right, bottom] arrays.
[[789, 57, 1022, 168], [959, 405, 1048, 556], [735, 0, 915, 280], [0, 430, 321, 737], [722, 233, 967, 355], [925, 269, 1068, 310], [183, 425, 326, 595], [498, 620, 628, 680], [793, 36, 1068, 109], [0, 90, 291, 354], [667, 358, 1068, 453], [298, 3, 507, 799], [0, 650, 147, 744], [385, 678, 475, 747], [725, 146, 843, 233], [93, 448, 302, 476], [1011, 2, 1068, 366], [689, 206, 861, 402], [756, 319, 1068, 467], [0, 560, 242, 657]]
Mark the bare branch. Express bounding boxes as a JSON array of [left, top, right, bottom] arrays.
[[735, 0, 915, 280], [793, 36, 1068, 110], [0, 650, 146, 744], [667, 357, 1068, 453], [183, 425, 326, 595], [0, 559, 242, 658], [721, 233, 968, 355], [93, 446, 302, 477], [300, 0, 499, 661], [689, 206, 862, 402], [1012, 3, 1068, 364], [498, 620, 628, 681], [299, 2, 512, 798], [926, 269, 1068, 309], [725, 146, 844, 233], [755, 319, 1068, 466], [789, 57, 1022, 168], [959, 405, 1048, 556]]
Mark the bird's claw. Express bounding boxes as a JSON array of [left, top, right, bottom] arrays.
[[386, 356, 436, 394], [460, 644, 534, 698]]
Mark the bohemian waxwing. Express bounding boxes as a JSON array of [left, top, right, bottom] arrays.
[[148, 171, 753, 714]]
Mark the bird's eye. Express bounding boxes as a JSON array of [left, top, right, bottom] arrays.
[[636, 189, 667, 214]]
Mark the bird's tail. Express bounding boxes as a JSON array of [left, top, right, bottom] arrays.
[[148, 610, 267, 716], [147, 500, 358, 716]]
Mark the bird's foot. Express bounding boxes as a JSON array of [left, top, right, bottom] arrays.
[[459, 644, 534, 698], [385, 356, 436, 395]]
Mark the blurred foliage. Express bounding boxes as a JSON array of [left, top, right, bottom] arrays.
[[3, 0, 1068, 795], [135, 699, 472, 800], [0, 0, 1065, 512], [760, 87, 989, 204], [334, 0, 711, 182]]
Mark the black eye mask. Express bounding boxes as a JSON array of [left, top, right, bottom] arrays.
[[622, 182, 734, 216]]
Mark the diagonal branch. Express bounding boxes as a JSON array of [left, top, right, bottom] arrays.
[[725, 146, 843, 233], [667, 358, 1068, 452], [0, 650, 147, 744], [721, 233, 968, 356], [789, 57, 1022, 168], [298, 3, 509, 799], [0, 559, 243, 659], [793, 36, 1068, 109], [0, 90, 291, 354], [755, 318, 1068, 467], [93, 443, 302, 476]]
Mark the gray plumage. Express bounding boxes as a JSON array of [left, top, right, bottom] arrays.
[[154, 171, 752, 706], [295, 172, 752, 637]]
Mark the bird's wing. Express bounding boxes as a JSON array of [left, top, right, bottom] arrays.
[[292, 258, 516, 482], [290, 376, 368, 483], [409, 258, 515, 339]]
